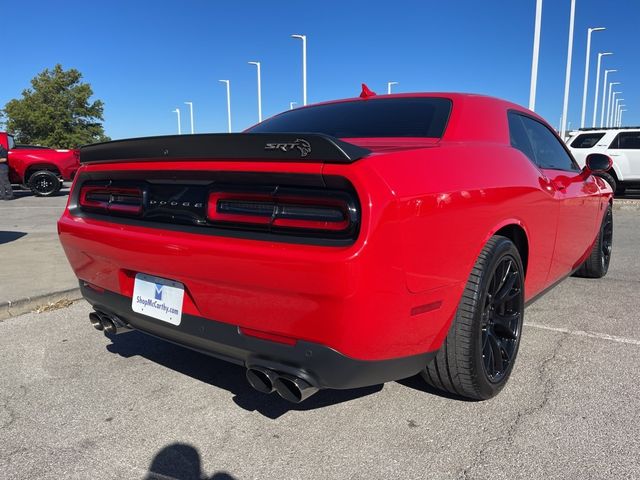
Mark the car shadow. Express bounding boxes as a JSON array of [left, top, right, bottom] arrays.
[[396, 375, 476, 402], [0, 231, 27, 245], [144, 443, 236, 480], [106, 330, 383, 419]]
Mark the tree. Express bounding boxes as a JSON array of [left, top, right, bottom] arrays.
[[2, 64, 110, 148]]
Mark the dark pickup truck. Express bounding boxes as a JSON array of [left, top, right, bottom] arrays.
[[0, 132, 79, 196]]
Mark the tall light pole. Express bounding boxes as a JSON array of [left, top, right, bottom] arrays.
[[219, 80, 232, 133], [184, 102, 194, 134], [387, 82, 398, 94], [619, 109, 627, 128], [592, 52, 613, 127], [248, 61, 262, 122], [599, 69, 617, 127], [291, 34, 307, 105], [172, 108, 181, 135], [529, 0, 543, 111], [289, 102, 297, 110], [612, 97, 623, 127], [616, 104, 625, 127], [605, 82, 621, 127], [559, 0, 576, 140], [580, 27, 605, 128]]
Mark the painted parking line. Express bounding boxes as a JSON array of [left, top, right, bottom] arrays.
[[525, 322, 640, 346]]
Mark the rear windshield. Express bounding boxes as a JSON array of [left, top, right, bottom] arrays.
[[570, 132, 606, 149], [248, 97, 452, 138]]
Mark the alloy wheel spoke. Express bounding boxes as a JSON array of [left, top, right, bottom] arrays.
[[493, 269, 518, 305], [492, 312, 520, 339], [488, 332, 504, 374]]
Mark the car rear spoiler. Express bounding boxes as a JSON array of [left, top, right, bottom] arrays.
[[80, 133, 371, 164]]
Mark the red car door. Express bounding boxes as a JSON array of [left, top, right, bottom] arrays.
[[517, 115, 600, 283]]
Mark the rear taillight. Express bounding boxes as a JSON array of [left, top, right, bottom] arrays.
[[79, 186, 142, 216], [207, 191, 357, 235]]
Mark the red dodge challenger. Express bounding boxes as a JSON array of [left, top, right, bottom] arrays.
[[58, 91, 614, 403]]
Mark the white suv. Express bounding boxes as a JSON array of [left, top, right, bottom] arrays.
[[567, 128, 640, 195]]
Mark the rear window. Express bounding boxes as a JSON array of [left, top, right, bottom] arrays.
[[570, 132, 605, 149], [248, 97, 452, 138]]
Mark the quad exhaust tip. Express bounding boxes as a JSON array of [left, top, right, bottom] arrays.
[[89, 311, 131, 336], [246, 367, 319, 403], [89, 312, 103, 331]]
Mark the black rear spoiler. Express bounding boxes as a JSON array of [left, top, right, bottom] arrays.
[[80, 133, 371, 164]]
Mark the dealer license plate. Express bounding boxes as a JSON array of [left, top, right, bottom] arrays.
[[132, 273, 185, 325]]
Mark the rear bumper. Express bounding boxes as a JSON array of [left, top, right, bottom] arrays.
[[82, 283, 436, 389]]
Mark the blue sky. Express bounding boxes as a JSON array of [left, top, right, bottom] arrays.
[[2, 0, 637, 140]]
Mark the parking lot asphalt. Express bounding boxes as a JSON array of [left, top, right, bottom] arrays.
[[0, 209, 638, 479], [0, 187, 79, 314]]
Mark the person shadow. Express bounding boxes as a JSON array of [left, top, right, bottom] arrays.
[[144, 443, 235, 480], [106, 330, 383, 419]]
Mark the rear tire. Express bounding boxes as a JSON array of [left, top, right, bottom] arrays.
[[573, 204, 613, 279], [422, 236, 525, 400], [594, 172, 616, 194], [27, 170, 62, 197]]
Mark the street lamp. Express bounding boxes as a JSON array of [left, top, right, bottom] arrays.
[[291, 34, 307, 106], [559, 0, 576, 140], [580, 27, 606, 128], [219, 80, 232, 133], [592, 52, 613, 127], [619, 109, 627, 128], [387, 82, 398, 94], [184, 102, 194, 134], [616, 104, 626, 127], [599, 70, 617, 127], [172, 108, 181, 135], [289, 102, 297, 110], [606, 83, 621, 127], [612, 97, 623, 127], [248, 61, 262, 122], [529, 0, 543, 111]]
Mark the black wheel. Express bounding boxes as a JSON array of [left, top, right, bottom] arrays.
[[27, 170, 62, 197], [594, 172, 616, 194], [573, 204, 613, 279], [422, 236, 525, 400]]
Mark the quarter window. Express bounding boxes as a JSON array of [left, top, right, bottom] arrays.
[[517, 114, 579, 171], [610, 132, 640, 149], [570, 132, 606, 149]]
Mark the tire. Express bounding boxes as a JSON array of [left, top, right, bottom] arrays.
[[27, 170, 62, 197], [594, 172, 616, 194], [573, 204, 613, 279], [615, 184, 626, 196], [422, 236, 525, 400]]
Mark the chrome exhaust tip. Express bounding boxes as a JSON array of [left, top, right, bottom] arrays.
[[95, 311, 131, 336], [273, 374, 319, 403], [246, 367, 278, 394], [89, 312, 103, 331]]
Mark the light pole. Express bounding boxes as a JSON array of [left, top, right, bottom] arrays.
[[608, 91, 621, 127], [387, 82, 398, 94], [184, 102, 194, 134], [219, 80, 232, 133], [616, 104, 625, 127], [600, 70, 617, 126], [612, 97, 623, 127], [559, 0, 576, 140], [592, 52, 613, 127], [172, 108, 181, 135], [289, 102, 297, 110], [580, 27, 605, 128], [291, 34, 307, 105], [248, 61, 262, 122], [529, 0, 543, 111], [619, 109, 627, 127], [606, 83, 621, 127]]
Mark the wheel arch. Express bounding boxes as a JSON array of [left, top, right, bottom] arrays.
[[485, 220, 530, 278], [24, 164, 61, 182]]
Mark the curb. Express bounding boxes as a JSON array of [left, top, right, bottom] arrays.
[[613, 199, 640, 211], [0, 287, 82, 322]]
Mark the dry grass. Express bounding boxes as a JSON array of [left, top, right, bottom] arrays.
[[35, 298, 75, 314]]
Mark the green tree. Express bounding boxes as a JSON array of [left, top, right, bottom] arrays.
[[2, 64, 110, 148]]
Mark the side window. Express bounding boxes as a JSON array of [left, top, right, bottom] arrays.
[[7, 136, 15, 150], [519, 115, 579, 171], [508, 112, 536, 163], [610, 132, 640, 150], [570, 132, 605, 149]]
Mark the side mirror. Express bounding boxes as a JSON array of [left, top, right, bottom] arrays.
[[584, 153, 613, 173]]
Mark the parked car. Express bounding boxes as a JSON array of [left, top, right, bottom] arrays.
[[58, 91, 614, 403], [0, 132, 80, 196], [567, 127, 640, 195]]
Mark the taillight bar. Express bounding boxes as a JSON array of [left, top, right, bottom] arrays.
[[207, 191, 354, 233], [79, 186, 142, 216]]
